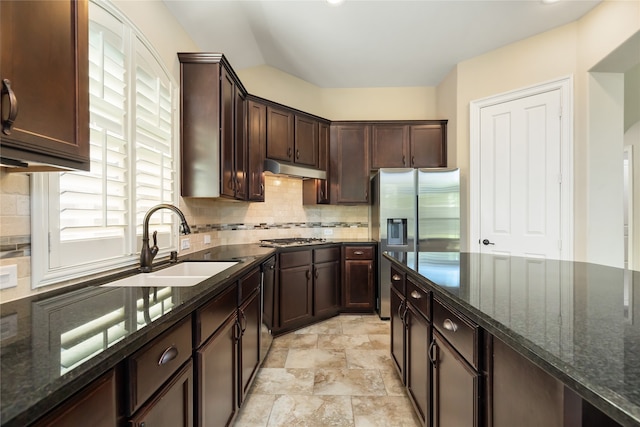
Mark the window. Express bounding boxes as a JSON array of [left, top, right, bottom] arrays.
[[32, 0, 178, 288]]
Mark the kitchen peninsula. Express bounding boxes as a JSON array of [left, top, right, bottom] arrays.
[[385, 251, 640, 427]]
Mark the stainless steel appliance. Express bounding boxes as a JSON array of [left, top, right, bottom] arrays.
[[371, 168, 460, 319], [259, 237, 327, 248]]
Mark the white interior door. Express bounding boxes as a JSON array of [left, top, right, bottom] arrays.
[[478, 89, 562, 259]]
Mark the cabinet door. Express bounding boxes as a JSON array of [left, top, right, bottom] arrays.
[[410, 124, 446, 168], [431, 331, 479, 427], [343, 259, 374, 310], [0, 0, 89, 170], [302, 179, 330, 205], [266, 106, 294, 162], [371, 124, 409, 169], [234, 88, 247, 200], [197, 314, 237, 427], [130, 361, 193, 427], [220, 67, 236, 198], [330, 124, 370, 204], [294, 114, 319, 167], [314, 260, 340, 318], [279, 265, 313, 330], [390, 286, 406, 383], [406, 304, 431, 425], [239, 290, 261, 406], [247, 100, 266, 201], [34, 370, 117, 427]]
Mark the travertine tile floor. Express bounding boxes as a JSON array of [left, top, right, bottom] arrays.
[[234, 314, 421, 427]]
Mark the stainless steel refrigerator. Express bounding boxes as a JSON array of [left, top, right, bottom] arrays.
[[371, 168, 460, 319]]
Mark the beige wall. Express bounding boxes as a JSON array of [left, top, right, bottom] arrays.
[[438, 0, 640, 262], [239, 64, 437, 120]]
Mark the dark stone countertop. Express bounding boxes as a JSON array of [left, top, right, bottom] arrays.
[[384, 251, 640, 427], [0, 244, 275, 427]]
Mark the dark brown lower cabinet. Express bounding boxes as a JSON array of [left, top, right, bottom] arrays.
[[431, 330, 479, 427], [129, 361, 193, 427], [197, 314, 238, 427], [33, 370, 117, 427], [238, 289, 261, 406], [390, 286, 406, 382], [342, 246, 375, 311], [279, 262, 313, 330], [406, 304, 430, 425], [313, 248, 341, 318]]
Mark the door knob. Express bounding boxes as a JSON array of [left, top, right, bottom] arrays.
[[482, 239, 495, 246]]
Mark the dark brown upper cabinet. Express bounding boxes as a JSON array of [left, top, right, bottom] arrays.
[[0, 0, 90, 171], [246, 98, 267, 202], [371, 121, 447, 169], [330, 123, 370, 204], [302, 122, 330, 205], [410, 122, 447, 168], [371, 124, 409, 168], [266, 106, 295, 163], [293, 113, 319, 167], [179, 53, 249, 200]]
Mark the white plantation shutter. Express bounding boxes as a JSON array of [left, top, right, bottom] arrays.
[[32, 0, 178, 287], [134, 40, 175, 238]]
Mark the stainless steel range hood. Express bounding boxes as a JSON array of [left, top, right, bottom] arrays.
[[263, 159, 326, 180]]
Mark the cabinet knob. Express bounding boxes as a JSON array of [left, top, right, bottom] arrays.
[[296, 149, 300, 159], [158, 345, 179, 366], [410, 290, 422, 299], [411, 156, 415, 166], [354, 251, 364, 255], [443, 318, 458, 332], [392, 274, 402, 281], [1, 79, 18, 135]]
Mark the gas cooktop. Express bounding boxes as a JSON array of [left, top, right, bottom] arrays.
[[259, 237, 327, 248]]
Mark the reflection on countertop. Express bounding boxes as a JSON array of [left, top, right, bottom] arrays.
[[0, 243, 275, 427]]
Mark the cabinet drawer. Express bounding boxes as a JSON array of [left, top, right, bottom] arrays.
[[239, 268, 260, 303], [432, 297, 479, 369], [406, 276, 430, 321], [196, 284, 238, 346], [345, 246, 374, 260], [128, 317, 192, 415], [279, 250, 312, 269], [390, 266, 405, 294], [314, 246, 340, 263]]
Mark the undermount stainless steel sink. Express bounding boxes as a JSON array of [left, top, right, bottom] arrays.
[[101, 261, 238, 287]]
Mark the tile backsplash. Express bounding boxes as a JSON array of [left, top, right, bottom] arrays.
[[0, 171, 369, 302]]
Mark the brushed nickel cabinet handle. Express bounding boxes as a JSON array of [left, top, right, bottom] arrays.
[[354, 251, 364, 255], [392, 274, 402, 281], [443, 318, 458, 332], [410, 290, 422, 299]]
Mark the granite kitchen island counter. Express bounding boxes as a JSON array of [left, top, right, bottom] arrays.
[[0, 244, 275, 427], [384, 251, 640, 426]]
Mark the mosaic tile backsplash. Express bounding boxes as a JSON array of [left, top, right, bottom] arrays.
[[0, 172, 369, 301]]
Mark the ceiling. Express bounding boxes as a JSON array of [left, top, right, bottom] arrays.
[[163, 0, 602, 88]]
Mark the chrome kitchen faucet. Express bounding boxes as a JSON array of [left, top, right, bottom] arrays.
[[140, 204, 191, 273]]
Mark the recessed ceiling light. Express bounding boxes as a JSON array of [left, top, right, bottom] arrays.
[[541, 0, 561, 4], [327, 0, 346, 5]]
